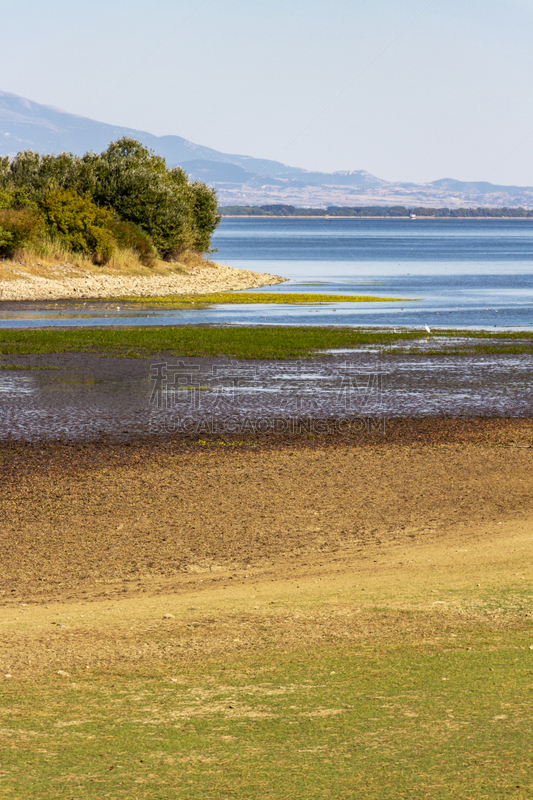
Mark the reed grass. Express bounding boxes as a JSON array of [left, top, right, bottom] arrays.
[[0, 241, 192, 280]]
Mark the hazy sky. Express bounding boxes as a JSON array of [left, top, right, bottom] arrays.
[[4, 0, 533, 184]]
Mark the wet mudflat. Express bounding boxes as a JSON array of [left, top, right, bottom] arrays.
[[0, 344, 532, 442], [0, 298, 187, 327]]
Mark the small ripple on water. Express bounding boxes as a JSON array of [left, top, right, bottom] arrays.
[[0, 374, 35, 395]]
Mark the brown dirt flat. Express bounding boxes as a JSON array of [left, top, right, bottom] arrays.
[[2, 417, 533, 677]]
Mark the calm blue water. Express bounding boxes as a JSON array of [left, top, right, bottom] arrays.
[[3, 217, 533, 328], [210, 217, 533, 329]]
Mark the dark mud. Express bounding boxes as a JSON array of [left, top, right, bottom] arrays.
[[0, 347, 532, 442]]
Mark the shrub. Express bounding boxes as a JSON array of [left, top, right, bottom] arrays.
[[38, 188, 116, 264], [0, 188, 13, 209], [0, 208, 43, 257], [0, 226, 14, 255], [110, 219, 157, 267]]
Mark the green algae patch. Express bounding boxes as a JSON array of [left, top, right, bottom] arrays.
[[3, 327, 533, 361], [0, 364, 58, 370], [111, 292, 415, 306], [0, 326, 424, 360]]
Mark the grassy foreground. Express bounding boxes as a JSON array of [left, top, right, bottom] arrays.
[[2, 431, 533, 797], [2, 326, 533, 360], [2, 619, 533, 799]]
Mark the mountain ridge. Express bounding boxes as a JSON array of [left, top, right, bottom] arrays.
[[1, 90, 533, 208]]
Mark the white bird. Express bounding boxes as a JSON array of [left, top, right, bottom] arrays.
[[424, 324, 431, 334]]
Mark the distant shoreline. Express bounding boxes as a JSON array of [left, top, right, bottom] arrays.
[[219, 204, 533, 219], [220, 214, 533, 220]]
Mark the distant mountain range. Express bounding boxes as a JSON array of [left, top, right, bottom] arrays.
[[1, 89, 533, 208]]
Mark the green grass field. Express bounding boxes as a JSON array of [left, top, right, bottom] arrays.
[[2, 423, 533, 797], [2, 617, 533, 799], [0, 326, 423, 360]]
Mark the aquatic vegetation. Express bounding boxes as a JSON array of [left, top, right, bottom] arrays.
[[111, 291, 415, 306], [0, 326, 424, 360], [0, 363, 58, 370], [2, 326, 533, 360]]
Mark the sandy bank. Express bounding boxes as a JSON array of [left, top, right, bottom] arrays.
[[0, 261, 287, 301]]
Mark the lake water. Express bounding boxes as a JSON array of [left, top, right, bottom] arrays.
[[4, 218, 533, 439], [211, 217, 533, 330], [2, 217, 533, 329]]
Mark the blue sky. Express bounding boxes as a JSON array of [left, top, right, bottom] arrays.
[[4, 0, 533, 184]]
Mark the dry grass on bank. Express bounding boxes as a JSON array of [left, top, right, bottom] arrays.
[[0, 244, 283, 300], [0, 243, 212, 283]]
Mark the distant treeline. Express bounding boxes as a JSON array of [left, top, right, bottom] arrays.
[[220, 204, 533, 218]]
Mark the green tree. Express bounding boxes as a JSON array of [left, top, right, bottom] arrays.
[[78, 138, 218, 259], [190, 180, 221, 252], [7, 151, 76, 195]]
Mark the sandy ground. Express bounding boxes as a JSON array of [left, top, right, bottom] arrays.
[[2, 418, 533, 677], [0, 260, 286, 300]]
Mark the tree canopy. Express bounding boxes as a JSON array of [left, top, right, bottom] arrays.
[[0, 138, 220, 263]]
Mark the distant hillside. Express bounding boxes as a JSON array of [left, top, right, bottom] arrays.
[[0, 90, 229, 164], [2, 90, 533, 209]]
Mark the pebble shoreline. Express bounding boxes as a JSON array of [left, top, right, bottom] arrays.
[[0, 262, 287, 301]]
